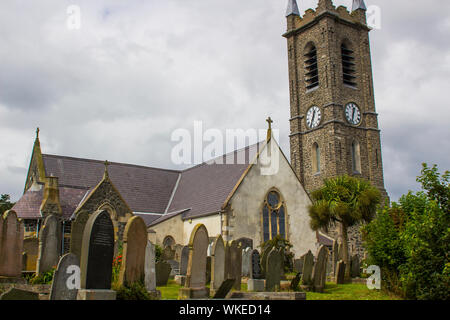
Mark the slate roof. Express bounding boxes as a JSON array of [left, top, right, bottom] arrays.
[[15, 141, 265, 223], [12, 186, 88, 220]]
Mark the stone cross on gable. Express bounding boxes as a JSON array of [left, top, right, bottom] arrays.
[[103, 160, 110, 178], [36, 127, 40, 139], [266, 117, 273, 141]]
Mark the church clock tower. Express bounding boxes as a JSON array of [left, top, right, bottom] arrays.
[[283, 0, 388, 200]]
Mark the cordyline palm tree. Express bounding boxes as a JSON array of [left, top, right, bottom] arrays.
[[308, 175, 381, 278]]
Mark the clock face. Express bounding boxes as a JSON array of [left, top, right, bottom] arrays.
[[306, 106, 321, 129], [345, 103, 361, 125]]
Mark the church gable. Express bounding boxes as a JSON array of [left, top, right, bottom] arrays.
[[223, 137, 317, 256], [24, 129, 46, 193]]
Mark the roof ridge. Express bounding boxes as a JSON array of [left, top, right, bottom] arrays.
[[42, 153, 182, 174], [181, 140, 265, 172]]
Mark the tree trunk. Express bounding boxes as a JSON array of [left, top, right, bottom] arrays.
[[340, 222, 351, 279]]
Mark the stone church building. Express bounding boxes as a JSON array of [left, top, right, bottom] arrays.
[[12, 0, 387, 259]]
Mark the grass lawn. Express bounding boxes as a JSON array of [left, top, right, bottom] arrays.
[[306, 283, 402, 300], [156, 279, 402, 300]]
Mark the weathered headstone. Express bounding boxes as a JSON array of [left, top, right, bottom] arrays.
[[351, 254, 360, 278], [78, 210, 115, 300], [265, 247, 282, 292], [179, 224, 210, 299], [241, 247, 252, 277], [212, 278, 235, 299], [119, 216, 147, 286], [179, 245, 189, 276], [335, 260, 346, 284], [312, 245, 330, 292], [22, 237, 38, 272], [0, 210, 24, 278], [145, 241, 157, 292], [37, 214, 61, 275], [167, 259, 180, 276], [332, 240, 339, 275], [50, 253, 80, 300], [174, 244, 184, 262], [290, 273, 301, 291], [155, 260, 172, 286], [211, 235, 226, 295], [0, 288, 39, 300], [70, 211, 89, 261], [301, 250, 314, 286], [236, 237, 253, 250], [293, 257, 304, 274], [229, 240, 243, 290], [247, 249, 264, 292], [162, 246, 175, 261]]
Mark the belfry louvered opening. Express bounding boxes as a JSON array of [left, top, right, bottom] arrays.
[[341, 43, 357, 87], [304, 44, 319, 90]]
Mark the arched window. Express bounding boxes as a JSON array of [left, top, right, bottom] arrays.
[[262, 190, 287, 242], [163, 235, 175, 249], [304, 43, 319, 90], [341, 42, 357, 87], [312, 142, 320, 174], [351, 140, 361, 173]]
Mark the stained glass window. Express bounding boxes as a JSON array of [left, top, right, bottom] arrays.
[[262, 190, 287, 241], [263, 205, 270, 242]]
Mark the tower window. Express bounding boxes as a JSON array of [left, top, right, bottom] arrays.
[[352, 140, 361, 174], [341, 43, 357, 87], [262, 190, 287, 242], [312, 142, 320, 174], [304, 44, 319, 90]]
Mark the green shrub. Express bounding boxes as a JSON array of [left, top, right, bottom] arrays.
[[363, 164, 450, 300], [260, 235, 294, 272], [115, 281, 157, 300], [30, 268, 56, 285]]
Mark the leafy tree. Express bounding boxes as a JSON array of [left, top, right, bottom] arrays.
[[363, 164, 449, 300], [0, 194, 15, 215], [308, 175, 381, 277]]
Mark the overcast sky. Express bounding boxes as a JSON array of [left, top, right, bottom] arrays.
[[1, 0, 449, 202]]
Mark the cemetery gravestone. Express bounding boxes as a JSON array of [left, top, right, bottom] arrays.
[[236, 237, 253, 250], [335, 260, 346, 284], [211, 235, 226, 295], [351, 254, 360, 278], [50, 253, 80, 300], [145, 241, 157, 292], [241, 247, 252, 278], [78, 210, 115, 300], [301, 250, 314, 286], [332, 240, 339, 275], [0, 288, 39, 300], [179, 224, 210, 299], [247, 249, 264, 292], [179, 245, 189, 276], [119, 216, 148, 286], [229, 241, 243, 290], [265, 247, 282, 292], [37, 214, 61, 275], [155, 260, 172, 286], [312, 245, 329, 293], [0, 210, 24, 278], [69, 211, 89, 260], [212, 278, 236, 299]]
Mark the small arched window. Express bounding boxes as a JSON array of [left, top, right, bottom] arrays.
[[304, 43, 319, 90], [341, 42, 357, 87], [262, 190, 287, 242], [352, 140, 361, 173], [312, 142, 320, 174], [163, 235, 175, 249]]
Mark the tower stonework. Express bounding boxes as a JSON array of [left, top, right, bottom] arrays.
[[283, 0, 388, 254]]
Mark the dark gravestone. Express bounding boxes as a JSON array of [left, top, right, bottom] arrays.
[[250, 249, 262, 279], [335, 260, 346, 284], [50, 253, 80, 300], [351, 254, 360, 278], [301, 250, 314, 286], [179, 246, 189, 276], [265, 247, 282, 292], [293, 257, 304, 274], [167, 260, 180, 276], [80, 210, 115, 290], [205, 256, 211, 284], [290, 273, 301, 291], [212, 278, 236, 299], [0, 288, 39, 300], [155, 260, 172, 286]]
